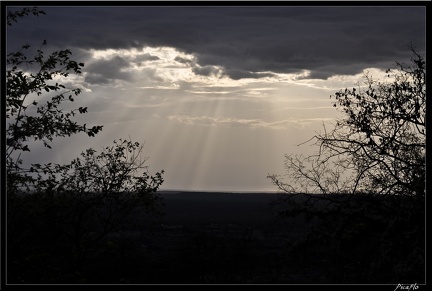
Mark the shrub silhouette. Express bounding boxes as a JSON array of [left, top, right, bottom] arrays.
[[268, 48, 425, 283], [6, 8, 165, 283]]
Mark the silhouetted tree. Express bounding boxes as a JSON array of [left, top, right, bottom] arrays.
[[269, 47, 425, 201], [54, 139, 164, 254], [6, 8, 103, 195], [6, 8, 165, 283], [6, 6, 46, 26], [268, 48, 425, 283]]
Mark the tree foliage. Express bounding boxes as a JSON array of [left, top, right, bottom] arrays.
[[6, 36, 103, 194], [6, 8, 165, 283], [269, 47, 425, 200], [6, 6, 46, 26], [57, 139, 164, 251], [10, 139, 165, 256], [267, 48, 425, 283]]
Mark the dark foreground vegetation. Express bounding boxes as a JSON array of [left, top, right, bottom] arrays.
[[7, 192, 424, 284]]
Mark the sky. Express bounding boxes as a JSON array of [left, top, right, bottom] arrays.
[[5, 4, 426, 192]]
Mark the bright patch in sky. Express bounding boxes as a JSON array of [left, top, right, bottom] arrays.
[[18, 47, 394, 192]]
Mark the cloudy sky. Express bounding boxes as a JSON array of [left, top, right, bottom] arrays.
[[6, 4, 426, 192]]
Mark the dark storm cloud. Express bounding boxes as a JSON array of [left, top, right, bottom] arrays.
[[133, 53, 160, 63], [6, 5, 426, 80], [174, 56, 194, 65], [192, 65, 223, 77], [84, 55, 132, 84], [224, 69, 276, 80]]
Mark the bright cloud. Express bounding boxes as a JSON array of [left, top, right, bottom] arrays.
[[83, 46, 338, 91], [167, 115, 335, 130]]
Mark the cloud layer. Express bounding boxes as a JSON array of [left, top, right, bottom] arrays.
[[7, 6, 425, 80]]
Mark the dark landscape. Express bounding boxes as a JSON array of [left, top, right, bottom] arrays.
[[88, 191, 316, 284], [8, 190, 424, 285]]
